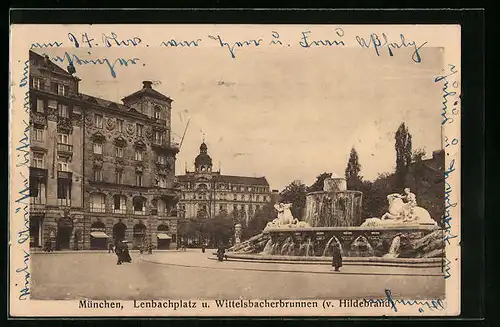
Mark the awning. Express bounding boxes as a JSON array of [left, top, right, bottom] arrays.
[[157, 233, 171, 240], [90, 232, 109, 238]]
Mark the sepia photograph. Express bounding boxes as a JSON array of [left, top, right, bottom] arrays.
[[9, 24, 461, 316]]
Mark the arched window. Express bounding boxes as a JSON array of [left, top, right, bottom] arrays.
[[133, 196, 146, 215], [113, 194, 127, 214], [90, 193, 106, 212]]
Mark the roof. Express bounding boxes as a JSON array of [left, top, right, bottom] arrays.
[[121, 84, 173, 103], [30, 50, 74, 78], [177, 174, 269, 186], [79, 93, 150, 119]]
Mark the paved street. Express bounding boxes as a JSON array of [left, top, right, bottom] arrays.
[[31, 250, 445, 300]]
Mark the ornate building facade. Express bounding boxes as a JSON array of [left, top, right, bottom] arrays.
[[29, 50, 180, 250], [176, 142, 272, 226]]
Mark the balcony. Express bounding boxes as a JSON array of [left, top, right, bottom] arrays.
[[57, 171, 73, 180], [154, 118, 167, 126], [30, 112, 47, 127], [57, 116, 73, 133], [57, 143, 73, 156], [151, 140, 180, 154], [30, 167, 48, 179]]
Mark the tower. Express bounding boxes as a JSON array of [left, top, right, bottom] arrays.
[[194, 142, 213, 173]]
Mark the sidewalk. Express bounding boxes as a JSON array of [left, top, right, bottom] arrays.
[[30, 249, 184, 254]]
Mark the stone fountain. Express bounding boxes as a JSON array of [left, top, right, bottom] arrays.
[[227, 175, 444, 260]]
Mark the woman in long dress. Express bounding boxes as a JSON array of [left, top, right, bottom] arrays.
[[331, 243, 343, 272]]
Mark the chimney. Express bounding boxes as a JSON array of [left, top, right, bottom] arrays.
[[143, 81, 153, 89]]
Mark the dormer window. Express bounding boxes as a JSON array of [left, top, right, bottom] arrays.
[[154, 106, 162, 119], [57, 84, 68, 96]]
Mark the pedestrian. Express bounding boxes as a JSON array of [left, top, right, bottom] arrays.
[[121, 241, 132, 263], [115, 241, 124, 265], [332, 243, 343, 272], [201, 244, 206, 253], [108, 242, 114, 253], [217, 244, 226, 262]]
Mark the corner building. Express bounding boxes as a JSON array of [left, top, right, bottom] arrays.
[[28, 50, 180, 250], [177, 143, 272, 225]]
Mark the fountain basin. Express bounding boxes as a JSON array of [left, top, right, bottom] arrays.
[[229, 225, 443, 259], [220, 253, 444, 268]]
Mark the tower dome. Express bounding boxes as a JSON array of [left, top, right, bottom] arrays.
[[195, 142, 212, 172]]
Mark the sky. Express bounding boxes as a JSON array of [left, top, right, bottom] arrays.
[[40, 42, 444, 191]]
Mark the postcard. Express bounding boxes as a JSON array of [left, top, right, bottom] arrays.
[[9, 24, 460, 317]]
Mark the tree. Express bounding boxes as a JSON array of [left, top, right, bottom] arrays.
[[242, 203, 276, 240], [307, 172, 332, 193], [345, 147, 362, 190], [205, 214, 234, 246], [280, 180, 307, 219], [395, 123, 413, 190]]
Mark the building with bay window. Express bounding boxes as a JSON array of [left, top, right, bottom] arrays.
[[28, 50, 180, 250]]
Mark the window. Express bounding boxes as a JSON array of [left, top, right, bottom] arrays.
[[57, 156, 69, 172], [58, 133, 69, 144], [115, 146, 124, 158], [33, 128, 44, 142], [136, 124, 143, 136], [219, 205, 224, 211], [115, 170, 124, 184], [154, 131, 164, 144], [154, 106, 162, 119], [36, 99, 44, 113], [133, 197, 146, 215], [90, 193, 106, 213], [256, 195, 260, 201], [156, 155, 167, 165], [57, 84, 68, 96], [241, 205, 245, 211], [136, 173, 143, 187], [32, 153, 44, 168], [233, 204, 237, 211], [157, 199, 167, 215], [234, 194, 237, 201], [93, 143, 103, 155], [32, 77, 42, 89], [94, 168, 103, 182], [95, 114, 103, 128], [263, 196, 268, 201], [113, 195, 126, 214], [30, 178, 46, 204], [48, 100, 57, 111], [135, 150, 143, 161], [58, 104, 69, 118], [240, 194, 244, 200], [240, 186, 244, 191], [57, 180, 71, 206], [158, 175, 167, 188], [256, 205, 261, 211], [116, 119, 123, 132]]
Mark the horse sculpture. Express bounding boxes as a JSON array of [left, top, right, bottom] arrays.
[[362, 193, 437, 227]]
